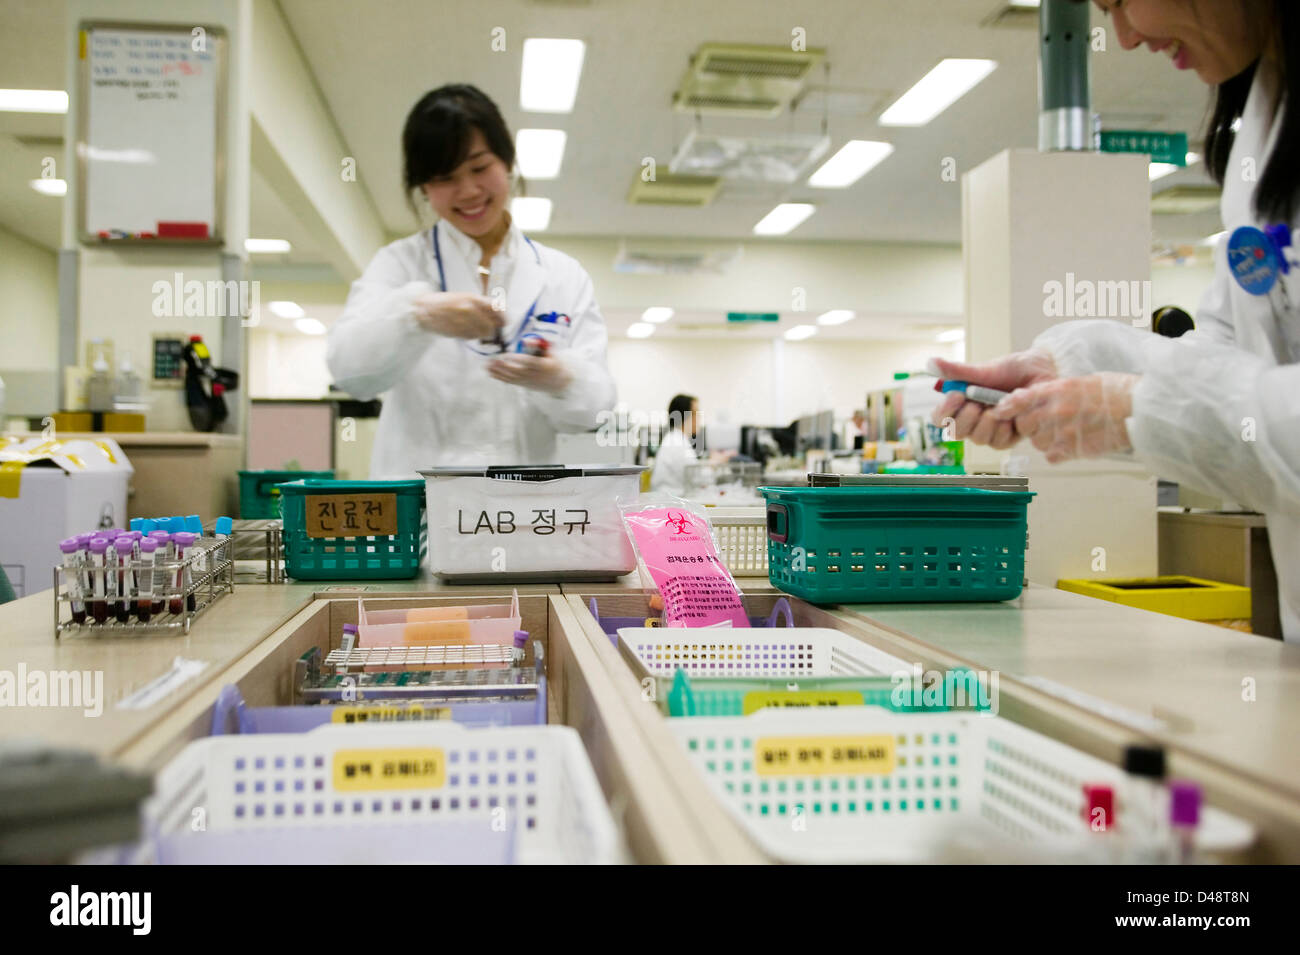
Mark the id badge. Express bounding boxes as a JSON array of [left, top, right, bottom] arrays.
[[514, 310, 574, 357]]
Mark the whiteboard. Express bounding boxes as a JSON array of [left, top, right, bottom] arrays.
[[78, 23, 226, 242]]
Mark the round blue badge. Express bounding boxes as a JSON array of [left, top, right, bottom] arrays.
[[1227, 226, 1282, 296]]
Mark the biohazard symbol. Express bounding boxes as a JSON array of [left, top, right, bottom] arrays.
[[664, 511, 692, 534]]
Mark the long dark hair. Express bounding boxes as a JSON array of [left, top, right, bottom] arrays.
[[401, 84, 515, 213], [1205, 1, 1299, 223]]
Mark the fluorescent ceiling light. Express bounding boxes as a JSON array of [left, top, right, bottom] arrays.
[[626, 322, 655, 339], [520, 39, 586, 113], [246, 238, 291, 253], [269, 301, 305, 319], [515, 129, 567, 179], [1008, 0, 1040, 7], [879, 59, 998, 127], [1151, 153, 1200, 181], [936, 329, 966, 343], [784, 324, 818, 341], [0, 89, 68, 113], [808, 141, 894, 188], [642, 307, 674, 324], [294, 317, 327, 335], [753, 203, 815, 236], [29, 178, 66, 196], [510, 196, 553, 231], [816, 310, 855, 326]]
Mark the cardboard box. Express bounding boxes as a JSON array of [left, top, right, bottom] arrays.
[[0, 436, 132, 598]]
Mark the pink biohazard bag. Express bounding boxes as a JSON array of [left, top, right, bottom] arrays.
[[618, 495, 750, 628]]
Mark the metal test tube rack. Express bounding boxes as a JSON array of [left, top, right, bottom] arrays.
[[53, 536, 235, 638]]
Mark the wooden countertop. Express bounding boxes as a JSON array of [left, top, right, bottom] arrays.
[[41, 431, 243, 449], [0, 570, 556, 759], [836, 586, 1300, 798]]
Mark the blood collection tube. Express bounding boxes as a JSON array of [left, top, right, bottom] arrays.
[[113, 535, 135, 623], [59, 538, 87, 625], [148, 531, 170, 614], [136, 537, 157, 623], [172, 532, 197, 614], [88, 537, 109, 624]]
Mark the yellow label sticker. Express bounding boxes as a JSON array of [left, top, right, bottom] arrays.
[[305, 493, 398, 539], [0, 461, 27, 499], [330, 705, 451, 724], [754, 735, 895, 777], [741, 690, 864, 715], [332, 747, 445, 791]]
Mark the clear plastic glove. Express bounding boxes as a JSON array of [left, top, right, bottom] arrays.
[[928, 351, 1058, 450], [487, 354, 573, 394], [413, 291, 504, 340], [986, 371, 1138, 464]]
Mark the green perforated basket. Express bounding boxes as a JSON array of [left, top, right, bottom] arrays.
[[238, 469, 334, 519], [760, 486, 1034, 604], [278, 479, 425, 580]]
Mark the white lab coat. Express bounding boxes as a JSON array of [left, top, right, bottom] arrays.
[[1034, 62, 1300, 641], [327, 218, 616, 478], [650, 428, 700, 496]]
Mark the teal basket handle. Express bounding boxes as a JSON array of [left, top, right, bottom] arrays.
[[767, 502, 790, 543]]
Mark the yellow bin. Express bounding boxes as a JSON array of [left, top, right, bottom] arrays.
[[1057, 575, 1251, 624]]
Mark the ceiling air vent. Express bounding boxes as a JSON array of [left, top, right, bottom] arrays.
[[1151, 185, 1221, 215], [626, 171, 721, 207], [673, 43, 825, 118], [982, 3, 1041, 29], [613, 242, 742, 275], [670, 129, 830, 184]]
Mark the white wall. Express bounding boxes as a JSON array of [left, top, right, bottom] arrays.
[[247, 327, 333, 398], [1151, 259, 1217, 315], [0, 225, 59, 371], [607, 337, 962, 428]]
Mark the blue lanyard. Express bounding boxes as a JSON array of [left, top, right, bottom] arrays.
[[430, 223, 542, 354]]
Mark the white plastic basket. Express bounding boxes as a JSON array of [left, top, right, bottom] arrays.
[[617, 627, 912, 682], [708, 506, 769, 576], [669, 709, 1255, 864], [132, 723, 620, 864]]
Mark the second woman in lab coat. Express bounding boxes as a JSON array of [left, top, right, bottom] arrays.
[[934, 0, 1300, 640], [328, 84, 616, 477]]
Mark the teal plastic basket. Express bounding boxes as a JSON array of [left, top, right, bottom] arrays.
[[238, 469, 334, 519], [661, 670, 996, 717], [278, 479, 425, 580], [760, 486, 1034, 604]]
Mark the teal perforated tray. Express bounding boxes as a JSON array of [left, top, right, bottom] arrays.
[[760, 485, 1034, 604]]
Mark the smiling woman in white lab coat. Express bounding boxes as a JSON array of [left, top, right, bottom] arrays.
[[327, 84, 616, 477], [934, 0, 1300, 641]]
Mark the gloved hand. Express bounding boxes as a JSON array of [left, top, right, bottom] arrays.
[[413, 292, 504, 340], [487, 354, 573, 395], [986, 371, 1139, 463], [929, 351, 1059, 449]]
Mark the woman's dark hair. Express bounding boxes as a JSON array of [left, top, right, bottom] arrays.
[[667, 394, 697, 426], [1205, 0, 1299, 223], [402, 84, 515, 210]]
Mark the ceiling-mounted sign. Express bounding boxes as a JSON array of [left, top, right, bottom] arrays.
[[727, 312, 779, 323], [1100, 130, 1189, 166]]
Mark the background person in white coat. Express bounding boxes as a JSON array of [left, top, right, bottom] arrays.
[[650, 394, 702, 496], [328, 85, 616, 477], [933, 0, 1300, 641]]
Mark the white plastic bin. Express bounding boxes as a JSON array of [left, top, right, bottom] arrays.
[[419, 465, 643, 581]]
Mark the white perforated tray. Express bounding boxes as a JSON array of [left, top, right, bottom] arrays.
[[669, 709, 1255, 864], [617, 627, 911, 683], [129, 723, 621, 864]]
